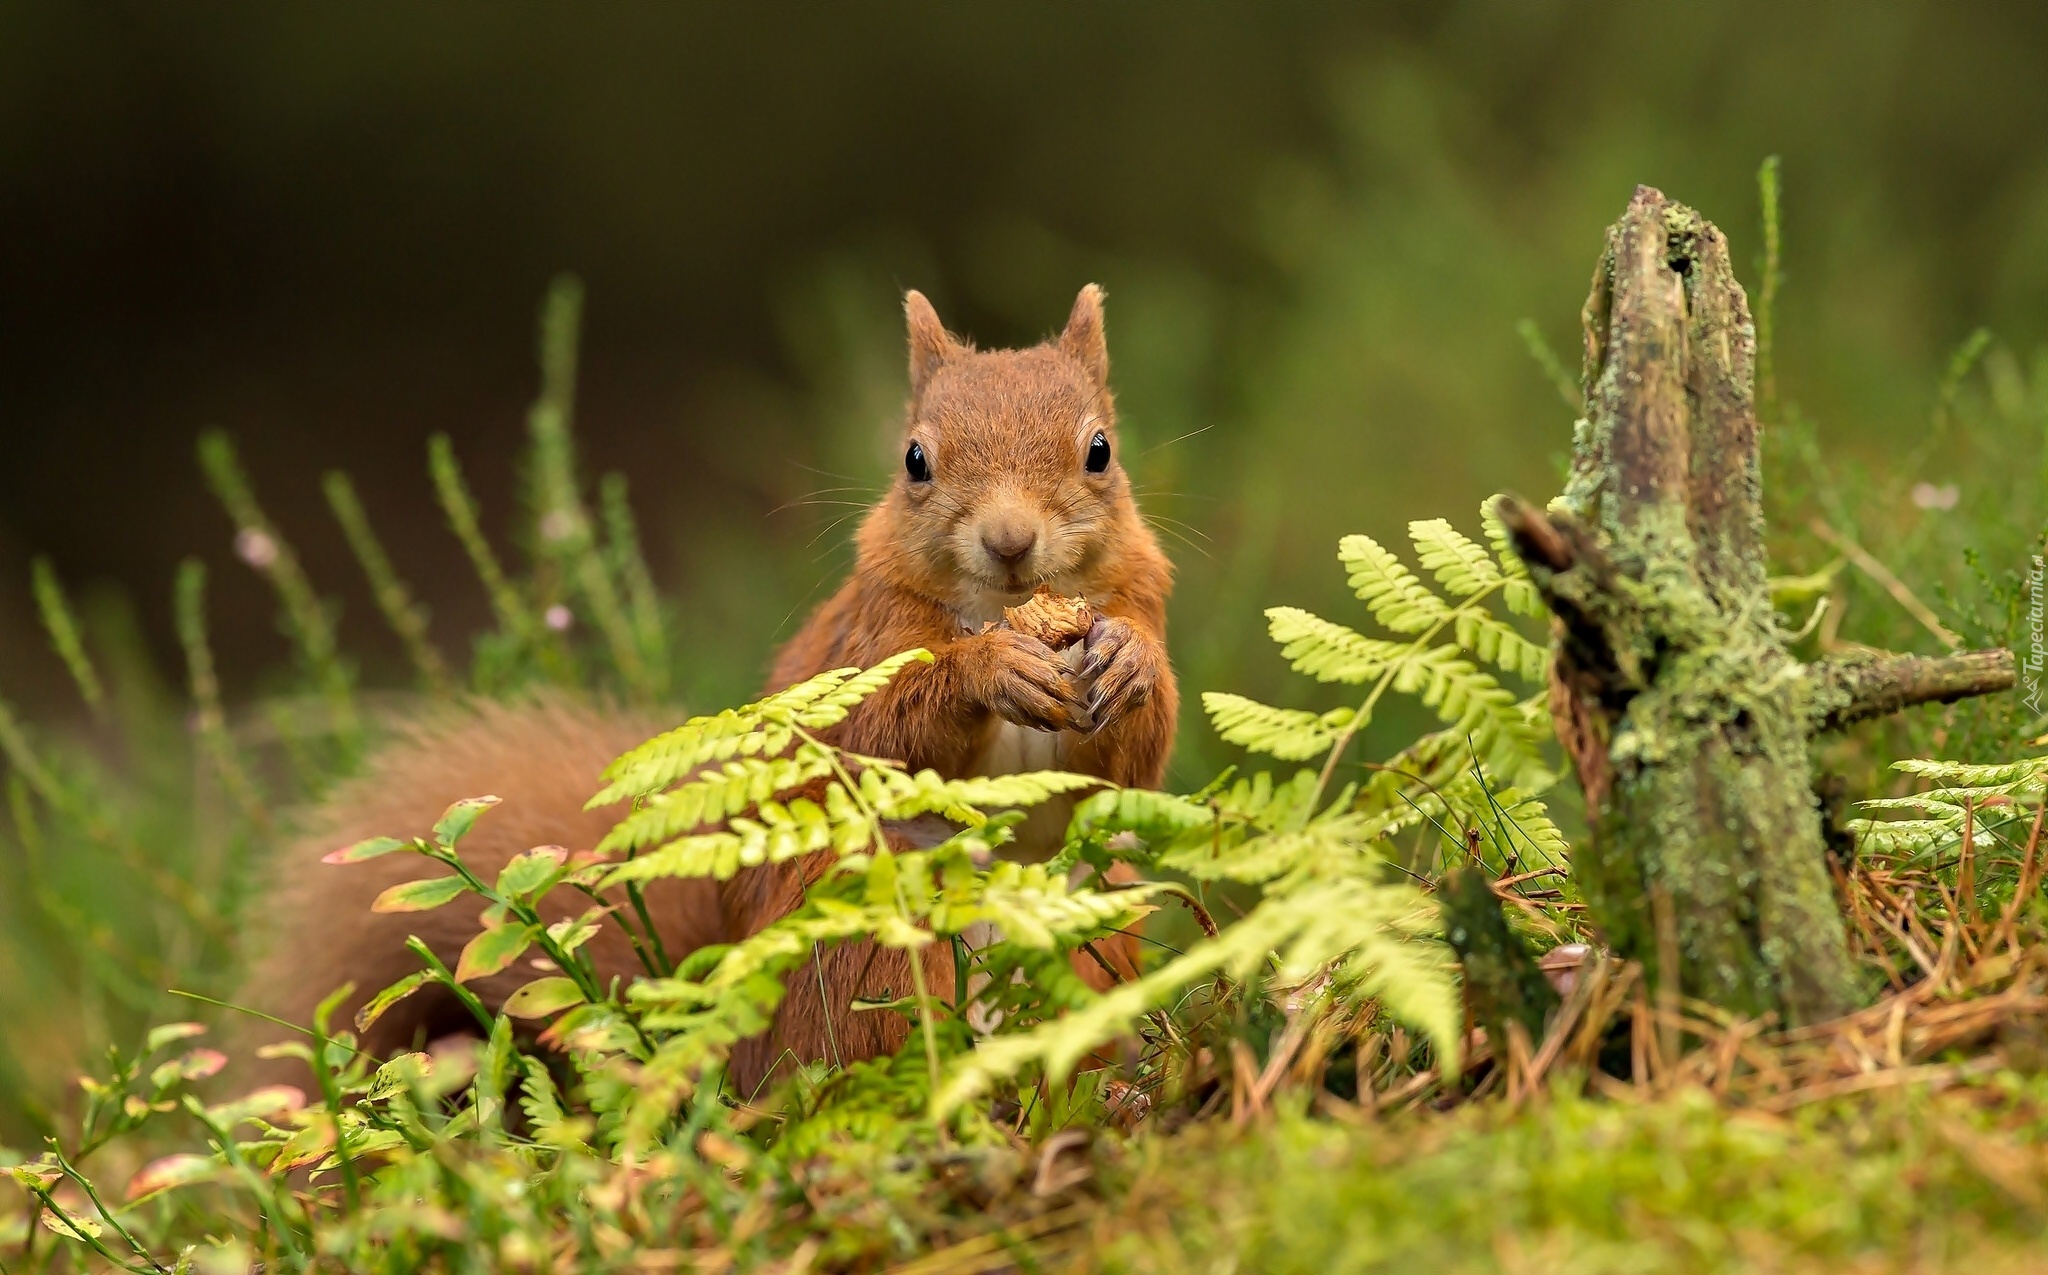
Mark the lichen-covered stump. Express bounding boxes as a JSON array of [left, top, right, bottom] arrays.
[[1497, 186, 2014, 1025]]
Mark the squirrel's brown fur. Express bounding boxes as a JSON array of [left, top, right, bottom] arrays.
[[244, 285, 1174, 1095]]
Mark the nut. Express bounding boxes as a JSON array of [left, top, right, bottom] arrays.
[[1002, 586, 1094, 649]]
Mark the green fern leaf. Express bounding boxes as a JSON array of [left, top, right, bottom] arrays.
[[1203, 692, 1351, 761], [1409, 518, 1501, 598], [1339, 534, 1451, 633], [1159, 815, 1380, 884], [869, 769, 1103, 825], [935, 876, 1458, 1118], [596, 752, 837, 854], [590, 651, 933, 805], [1846, 818, 1956, 856], [588, 709, 775, 805], [1453, 610, 1549, 684], [1065, 787, 1213, 846], [1890, 757, 2048, 790], [1266, 607, 1406, 684], [775, 649, 934, 730]]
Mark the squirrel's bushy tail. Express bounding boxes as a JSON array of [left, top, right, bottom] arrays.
[[237, 695, 714, 1076]]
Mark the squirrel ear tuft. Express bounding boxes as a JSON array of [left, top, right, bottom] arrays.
[[905, 290, 954, 397], [1060, 284, 1109, 385]]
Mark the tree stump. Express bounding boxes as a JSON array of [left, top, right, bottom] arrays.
[[1496, 186, 2015, 1025]]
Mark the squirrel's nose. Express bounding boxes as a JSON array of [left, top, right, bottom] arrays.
[[981, 523, 1038, 567]]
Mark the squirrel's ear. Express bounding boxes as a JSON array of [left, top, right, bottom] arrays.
[[905, 290, 954, 397], [1060, 284, 1109, 385]]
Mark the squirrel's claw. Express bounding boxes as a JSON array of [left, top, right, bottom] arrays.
[[979, 629, 1093, 733], [1080, 616, 1159, 733]]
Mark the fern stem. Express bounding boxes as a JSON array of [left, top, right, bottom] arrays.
[[521, 277, 660, 698], [0, 685, 232, 947], [790, 721, 948, 1103], [624, 878, 674, 976], [197, 430, 358, 745], [11, 775, 169, 1009], [322, 471, 453, 695], [428, 433, 543, 651], [174, 559, 270, 833], [404, 937, 497, 1035], [1515, 318, 1580, 413], [601, 472, 671, 691], [570, 881, 663, 978], [1756, 155, 1782, 423], [30, 558, 104, 711], [899, 880, 946, 1134]]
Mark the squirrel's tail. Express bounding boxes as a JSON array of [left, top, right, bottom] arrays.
[[234, 693, 1143, 1096], [236, 694, 718, 1077]]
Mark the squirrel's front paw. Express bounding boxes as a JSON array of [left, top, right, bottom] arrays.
[[977, 630, 1094, 733], [1079, 616, 1164, 731]]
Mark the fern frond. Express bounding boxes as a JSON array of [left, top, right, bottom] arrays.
[[1388, 646, 1540, 780], [1158, 814, 1384, 885], [1339, 534, 1451, 633], [1211, 768, 1325, 831], [1065, 787, 1214, 848], [865, 768, 1103, 825], [765, 650, 935, 731], [1202, 692, 1351, 761], [590, 651, 934, 804], [930, 860, 1158, 948], [1408, 519, 1501, 598], [588, 709, 780, 806], [595, 752, 838, 854], [1847, 818, 1962, 857], [1266, 607, 1406, 684], [1890, 757, 2048, 790], [1278, 878, 1459, 1049], [1848, 756, 2048, 860], [1453, 611, 1549, 684], [935, 876, 1458, 1118], [603, 795, 869, 884]]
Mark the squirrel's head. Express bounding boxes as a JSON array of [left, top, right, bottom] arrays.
[[868, 284, 1133, 612]]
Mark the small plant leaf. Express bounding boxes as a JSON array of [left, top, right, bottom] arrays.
[[203, 1085, 307, 1126], [503, 976, 586, 1019], [322, 835, 412, 865], [355, 970, 433, 1031], [372, 875, 470, 914], [433, 794, 501, 849], [496, 845, 568, 900], [125, 1153, 220, 1202], [149, 1048, 227, 1089], [38, 1208, 102, 1241], [456, 923, 536, 983], [546, 907, 607, 954], [144, 1022, 207, 1054]]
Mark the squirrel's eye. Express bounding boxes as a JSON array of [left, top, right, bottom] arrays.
[[905, 441, 932, 483], [1085, 430, 1111, 474]]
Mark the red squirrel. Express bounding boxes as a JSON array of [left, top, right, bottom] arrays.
[[246, 285, 1178, 1094]]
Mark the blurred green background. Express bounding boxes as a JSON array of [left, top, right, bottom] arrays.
[[4, 1, 2048, 1129]]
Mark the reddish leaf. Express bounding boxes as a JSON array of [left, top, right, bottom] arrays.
[[433, 795, 501, 849], [502, 976, 585, 1019], [204, 1085, 306, 1126], [322, 835, 411, 865], [455, 924, 535, 983], [355, 971, 432, 1031], [371, 875, 469, 914], [126, 1153, 219, 1202]]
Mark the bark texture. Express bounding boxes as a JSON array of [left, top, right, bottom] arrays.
[[1496, 186, 2014, 1026]]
